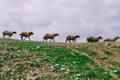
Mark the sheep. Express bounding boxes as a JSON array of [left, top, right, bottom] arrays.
[[20, 32, 33, 40], [66, 35, 80, 43], [104, 36, 119, 42], [2, 30, 17, 38], [43, 33, 59, 42], [87, 36, 102, 42]]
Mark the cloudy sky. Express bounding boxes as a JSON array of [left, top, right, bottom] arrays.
[[0, 0, 120, 42]]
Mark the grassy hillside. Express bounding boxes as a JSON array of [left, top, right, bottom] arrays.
[[0, 38, 120, 80]]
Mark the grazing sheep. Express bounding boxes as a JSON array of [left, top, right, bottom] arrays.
[[104, 36, 119, 42], [66, 35, 80, 43], [20, 32, 33, 40], [43, 33, 59, 42], [2, 30, 17, 38], [87, 36, 102, 42]]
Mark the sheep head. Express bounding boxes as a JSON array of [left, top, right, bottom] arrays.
[[13, 31, 17, 34], [29, 32, 34, 35], [98, 36, 102, 39], [76, 35, 80, 38], [115, 36, 119, 40], [55, 33, 59, 36]]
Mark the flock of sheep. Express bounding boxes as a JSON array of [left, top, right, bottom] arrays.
[[1, 30, 120, 42]]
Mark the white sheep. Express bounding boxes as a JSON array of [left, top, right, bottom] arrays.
[[104, 36, 119, 42], [2, 30, 17, 38], [87, 36, 102, 42], [20, 32, 33, 40], [43, 33, 59, 42], [66, 35, 80, 43]]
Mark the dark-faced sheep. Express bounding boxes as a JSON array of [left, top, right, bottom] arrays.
[[20, 32, 33, 40], [66, 35, 80, 43], [104, 36, 119, 42], [43, 33, 59, 42], [87, 36, 102, 42], [2, 30, 17, 38]]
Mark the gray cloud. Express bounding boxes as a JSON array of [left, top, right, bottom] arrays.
[[0, 0, 120, 42]]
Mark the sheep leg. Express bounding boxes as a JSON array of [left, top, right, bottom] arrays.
[[72, 40, 74, 43], [9, 35, 11, 39], [74, 40, 76, 43], [21, 36, 23, 40], [46, 39, 47, 42], [50, 39, 51, 42], [53, 38, 55, 42], [28, 37, 31, 40], [66, 39, 68, 43], [43, 39, 47, 42], [50, 39, 54, 42], [43, 39, 45, 42], [69, 40, 71, 43], [3, 35, 5, 38]]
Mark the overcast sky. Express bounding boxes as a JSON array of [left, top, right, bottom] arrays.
[[0, 0, 120, 42]]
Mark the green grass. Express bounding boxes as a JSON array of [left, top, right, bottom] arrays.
[[0, 39, 119, 80], [103, 50, 113, 55], [77, 46, 98, 56]]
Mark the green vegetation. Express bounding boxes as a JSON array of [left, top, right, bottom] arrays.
[[77, 46, 98, 56], [0, 38, 120, 80], [103, 50, 113, 55]]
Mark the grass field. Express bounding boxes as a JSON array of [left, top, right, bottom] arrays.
[[0, 38, 120, 80]]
